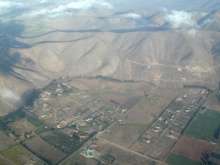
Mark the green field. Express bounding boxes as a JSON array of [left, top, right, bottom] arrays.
[[184, 110, 220, 141], [0, 144, 44, 165], [166, 154, 200, 165], [40, 130, 81, 154], [26, 113, 44, 128]]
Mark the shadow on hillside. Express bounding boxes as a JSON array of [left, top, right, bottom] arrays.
[[19, 26, 169, 39], [0, 20, 169, 81], [0, 21, 31, 80]]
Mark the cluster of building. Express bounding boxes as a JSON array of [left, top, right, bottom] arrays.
[[138, 89, 209, 159], [28, 79, 128, 142]]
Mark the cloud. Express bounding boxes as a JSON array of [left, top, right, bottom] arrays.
[[27, 0, 113, 18], [28, 9, 49, 17], [39, 0, 50, 3], [0, 88, 19, 101], [121, 13, 142, 19], [0, 1, 27, 17], [165, 10, 197, 28], [0, 1, 25, 10], [51, 0, 113, 11]]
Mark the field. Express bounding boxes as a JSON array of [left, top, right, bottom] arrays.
[[184, 109, 220, 141], [206, 93, 220, 112], [8, 118, 36, 137], [24, 136, 66, 164], [0, 144, 44, 165], [40, 130, 81, 154], [99, 123, 147, 148], [61, 138, 156, 165], [26, 112, 45, 128], [166, 154, 200, 165], [60, 150, 99, 165], [0, 154, 15, 165], [172, 136, 215, 161], [99, 88, 180, 149], [0, 131, 16, 151]]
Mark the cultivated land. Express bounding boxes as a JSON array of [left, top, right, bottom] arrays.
[[0, 131, 16, 151], [184, 109, 220, 141], [172, 136, 215, 161], [0, 144, 45, 165], [0, 77, 219, 165], [166, 154, 200, 165], [24, 136, 66, 164]]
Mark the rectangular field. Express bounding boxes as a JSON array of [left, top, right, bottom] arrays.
[[166, 154, 200, 165], [184, 109, 220, 141], [172, 136, 215, 161], [40, 130, 81, 154], [0, 144, 45, 165], [0, 131, 16, 151], [24, 136, 66, 164]]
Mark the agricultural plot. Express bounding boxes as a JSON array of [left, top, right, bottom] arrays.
[[8, 118, 36, 137], [206, 93, 220, 112], [40, 130, 82, 154], [61, 138, 157, 165], [172, 136, 215, 161], [0, 131, 16, 151], [99, 123, 147, 148], [24, 136, 66, 164], [184, 110, 220, 141], [0, 144, 45, 165], [166, 154, 200, 165]]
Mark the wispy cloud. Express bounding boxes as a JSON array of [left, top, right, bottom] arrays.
[[28, 0, 113, 17], [165, 10, 197, 28], [0, 1, 26, 10], [121, 13, 142, 19], [0, 88, 19, 101], [0, 0, 113, 18], [51, 0, 112, 11]]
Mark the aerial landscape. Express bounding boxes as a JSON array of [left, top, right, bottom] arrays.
[[0, 0, 220, 165]]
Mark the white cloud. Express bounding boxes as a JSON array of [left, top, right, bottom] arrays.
[[0, 1, 27, 17], [121, 13, 142, 19], [52, 0, 113, 11], [0, 1, 25, 9], [165, 10, 197, 28], [28, 9, 49, 17], [0, 88, 19, 101], [39, 0, 49, 3], [27, 0, 113, 18], [187, 29, 197, 37]]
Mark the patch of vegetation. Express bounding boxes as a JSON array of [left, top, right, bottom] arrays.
[[216, 90, 220, 101], [1, 145, 26, 161], [166, 154, 200, 165], [0, 144, 42, 165], [1, 110, 25, 125], [184, 110, 220, 141], [26, 113, 44, 128], [35, 125, 50, 134], [40, 130, 81, 154]]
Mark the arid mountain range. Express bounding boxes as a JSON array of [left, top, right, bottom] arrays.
[[0, 0, 219, 114]]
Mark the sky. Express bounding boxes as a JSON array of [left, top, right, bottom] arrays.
[[0, 0, 218, 17], [0, 0, 217, 30]]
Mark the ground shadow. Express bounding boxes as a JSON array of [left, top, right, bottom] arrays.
[[0, 20, 31, 80]]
